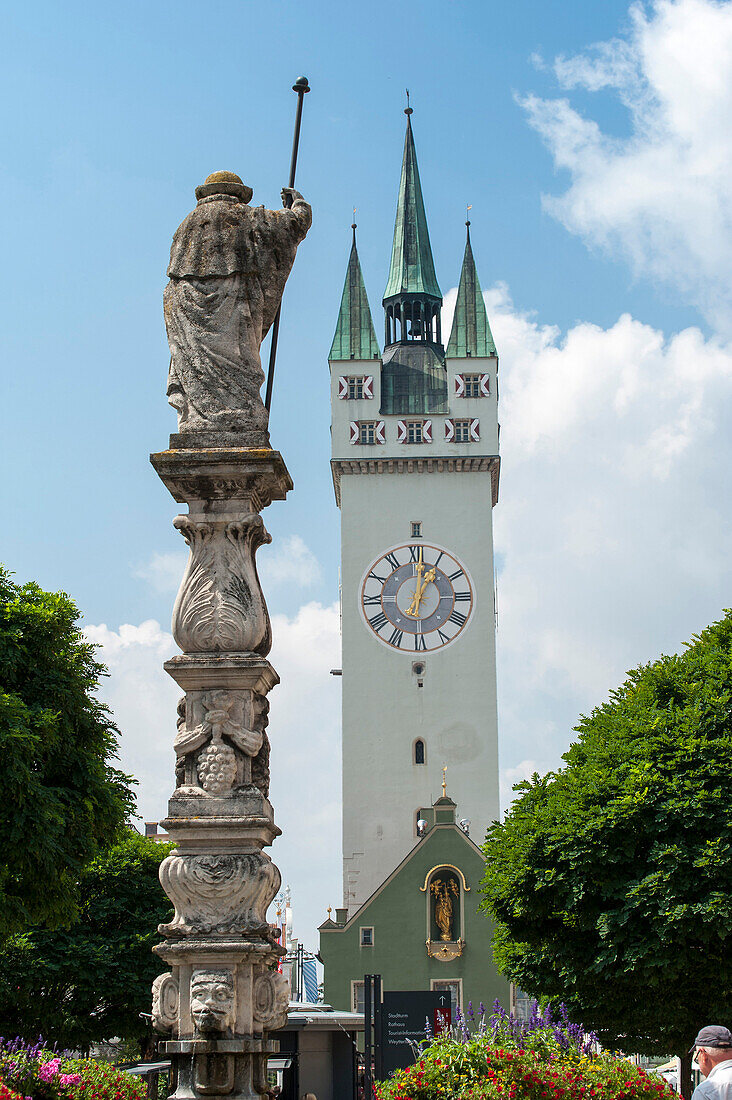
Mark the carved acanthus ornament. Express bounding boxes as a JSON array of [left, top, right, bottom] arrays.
[[172, 515, 272, 655]]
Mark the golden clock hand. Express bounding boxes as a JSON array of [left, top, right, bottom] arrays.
[[405, 565, 436, 617]]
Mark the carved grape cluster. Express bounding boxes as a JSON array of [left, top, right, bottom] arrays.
[[197, 740, 237, 794]]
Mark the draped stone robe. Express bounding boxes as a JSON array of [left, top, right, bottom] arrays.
[[164, 191, 312, 437]]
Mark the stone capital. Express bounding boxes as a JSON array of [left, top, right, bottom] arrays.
[[150, 447, 292, 511]]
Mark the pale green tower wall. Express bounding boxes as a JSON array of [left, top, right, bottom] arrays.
[[331, 352, 501, 913]]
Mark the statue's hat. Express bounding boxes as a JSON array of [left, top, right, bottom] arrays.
[[196, 171, 253, 203]]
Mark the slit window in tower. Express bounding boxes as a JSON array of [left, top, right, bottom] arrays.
[[411, 521, 422, 538], [414, 739, 425, 765], [360, 927, 374, 946]]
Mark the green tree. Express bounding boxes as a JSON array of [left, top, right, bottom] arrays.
[[481, 612, 732, 1076], [0, 566, 134, 934], [0, 830, 174, 1051]]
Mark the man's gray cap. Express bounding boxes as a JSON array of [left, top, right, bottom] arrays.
[[690, 1026, 732, 1052]]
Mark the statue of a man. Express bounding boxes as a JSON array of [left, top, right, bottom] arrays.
[[164, 171, 312, 445]]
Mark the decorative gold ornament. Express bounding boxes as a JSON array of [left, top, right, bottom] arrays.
[[419, 865, 471, 893], [426, 938, 465, 962]]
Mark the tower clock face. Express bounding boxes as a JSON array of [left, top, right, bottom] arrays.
[[359, 542, 475, 653]]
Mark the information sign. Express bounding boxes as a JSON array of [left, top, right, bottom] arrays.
[[380, 990, 451, 1075]]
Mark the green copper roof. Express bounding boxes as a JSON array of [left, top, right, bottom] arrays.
[[383, 113, 442, 303], [329, 231, 380, 361], [446, 227, 496, 358]]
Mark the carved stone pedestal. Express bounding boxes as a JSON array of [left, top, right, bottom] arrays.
[[150, 447, 292, 1100]]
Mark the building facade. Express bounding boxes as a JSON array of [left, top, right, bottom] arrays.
[[319, 792, 508, 1017], [329, 108, 501, 916]]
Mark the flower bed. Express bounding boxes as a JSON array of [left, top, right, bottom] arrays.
[[0, 1040, 146, 1100], [376, 1001, 675, 1100]]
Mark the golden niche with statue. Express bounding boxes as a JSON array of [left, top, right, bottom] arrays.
[[421, 865, 468, 961]]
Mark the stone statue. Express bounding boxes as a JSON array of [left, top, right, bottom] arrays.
[[190, 968, 236, 1035], [430, 876, 458, 942], [164, 171, 312, 445]]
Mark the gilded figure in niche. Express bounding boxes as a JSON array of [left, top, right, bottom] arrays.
[[430, 876, 459, 942]]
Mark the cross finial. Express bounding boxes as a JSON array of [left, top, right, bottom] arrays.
[[466, 203, 472, 231], [405, 88, 413, 116], [442, 765, 447, 797], [352, 207, 357, 245]]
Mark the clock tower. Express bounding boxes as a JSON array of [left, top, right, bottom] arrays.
[[329, 108, 500, 915]]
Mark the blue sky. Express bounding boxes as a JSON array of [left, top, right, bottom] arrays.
[[4, 0, 732, 946]]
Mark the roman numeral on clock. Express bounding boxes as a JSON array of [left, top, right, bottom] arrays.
[[448, 609, 467, 627], [385, 551, 401, 571], [414, 634, 427, 651], [448, 568, 464, 582], [363, 594, 381, 606], [454, 591, 471, 602], [368, 612, 388, 632], [368, 571, 386, 583], [388, 628, 404, 648]]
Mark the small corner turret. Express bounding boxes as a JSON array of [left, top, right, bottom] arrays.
[[329, 224, 380, 363], [446, 221, 496, 359]]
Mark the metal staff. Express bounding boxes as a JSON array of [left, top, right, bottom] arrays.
[[264, 75, 310, 413]]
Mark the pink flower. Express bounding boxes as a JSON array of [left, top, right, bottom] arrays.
[[39, 1059, 62, 1083]]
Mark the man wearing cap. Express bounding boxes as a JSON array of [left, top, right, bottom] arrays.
[[691, 1026, 732, 1100]]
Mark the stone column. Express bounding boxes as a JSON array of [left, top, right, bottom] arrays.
[[149, 446, 293, 1100]]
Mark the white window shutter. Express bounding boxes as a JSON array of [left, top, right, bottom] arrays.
[[444, 418, 455, 442], [423, 420, 432, 443], [350, 421, 359, 444], [376, 421, 386, 444], [363, 376, 374, 399], [470, 418, 480, 442], [397, 420, 407, 444], [480, 374, 490, 397], [338, 377, 348, 399], [454, 374, 465, 397]]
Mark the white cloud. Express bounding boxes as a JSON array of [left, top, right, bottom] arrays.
[[519, 0, 732, 331], [133, 534, 321, 597], [260, 534, 322, 589], [85, 601, 341, 951], [485, 282, 732, 800], [84, 620, 179, 823], [132, 552, 187, 594]]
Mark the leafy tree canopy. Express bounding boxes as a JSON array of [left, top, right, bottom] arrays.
[[0, 566, 135, 934], [0, 830, 174, 1050], [481, 611, 732, 1057]]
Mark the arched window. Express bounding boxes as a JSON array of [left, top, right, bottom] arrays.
[[414, 739, 425, 765]]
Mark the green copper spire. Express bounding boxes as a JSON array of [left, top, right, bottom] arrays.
[[446, 222, 496, 358], [329, 226, 380, 361], [383, 111, 441, 303]]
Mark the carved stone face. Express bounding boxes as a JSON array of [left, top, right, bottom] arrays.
[[190, 969, 235, 1034]]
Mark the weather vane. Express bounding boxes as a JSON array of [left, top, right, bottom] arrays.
[[442, 765, 447, 797]]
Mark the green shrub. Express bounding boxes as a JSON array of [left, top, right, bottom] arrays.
[[376, 1002, 675, 1100], [0, 1042, 146, 1100]]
